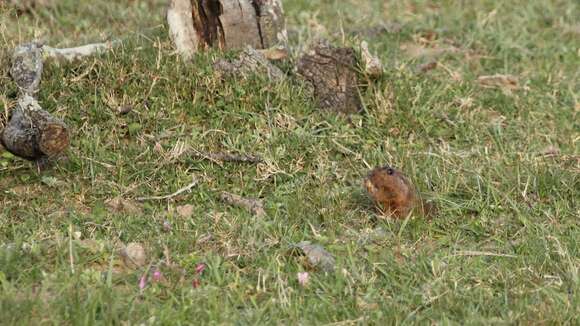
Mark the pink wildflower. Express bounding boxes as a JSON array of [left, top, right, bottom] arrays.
[[195, 263, 206, 275], [152, 269, 162, 282], [139, 274, 147, 290], [297, 272, 309, 287]]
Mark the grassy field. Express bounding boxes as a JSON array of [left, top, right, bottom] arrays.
[[1, 0, 578, 324]]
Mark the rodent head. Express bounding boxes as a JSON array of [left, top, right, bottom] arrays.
[[364, 166, 413, 200], [364, 165, 432, 218]]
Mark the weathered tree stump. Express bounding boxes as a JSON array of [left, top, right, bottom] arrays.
[[297, 41, 362, 114], [167, 0, 286, 59]]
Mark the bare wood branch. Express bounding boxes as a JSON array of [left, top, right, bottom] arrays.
[[189, 149, 263, 164], [43, 40, 120, 62], [449, 251, 517, 258], [136, 177, 199, 201], [1, 38, 117, 164]]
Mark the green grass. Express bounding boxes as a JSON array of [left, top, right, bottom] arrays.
[[1, 0, 579, 324]]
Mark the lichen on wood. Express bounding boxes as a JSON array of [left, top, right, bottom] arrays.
[[10, 43, 43, 96], [1, 38, 118, 164], [1, 43, 69, 164], [253, 0, 286, 48], [1, 95, 69, 160]]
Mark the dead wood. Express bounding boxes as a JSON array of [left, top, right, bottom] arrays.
[[136, 177, 199, 201], [2, 43, 69, 162], [253, 0, 286, 48], [297, 40, 362, 114], [360, 41, 383, 78], [213, 46, 284, 81], [2, 40, 117, 164], [167, 0, 286, 59], [219, 191, 266, 217], [189, 150, 263, 164], [1, 95, 68, 160], [167, 0, 200, 58], [10, 43, 43, 96], [43, 41, 120, 62]]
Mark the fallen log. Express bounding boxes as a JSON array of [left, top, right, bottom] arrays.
[[1, 95, 68, 160], [1, 43, 69, 162], [1, 40, 118, 165]]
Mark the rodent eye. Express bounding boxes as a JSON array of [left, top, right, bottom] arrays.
[[386, 168, 394, 175]]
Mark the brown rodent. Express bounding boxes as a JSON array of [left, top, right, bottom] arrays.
[[363, 166, 435, 219]]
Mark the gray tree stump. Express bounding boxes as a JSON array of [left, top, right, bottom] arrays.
[[167, 0, 286, 59]]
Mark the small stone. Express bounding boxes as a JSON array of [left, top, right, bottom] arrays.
[[162, 220, 172, 232], [117, 105, 133, 115], [105, 197, 143, 215], [119, 242, 147, 269], [176, 204, 194, 218], [293, 241, 335, 273]]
